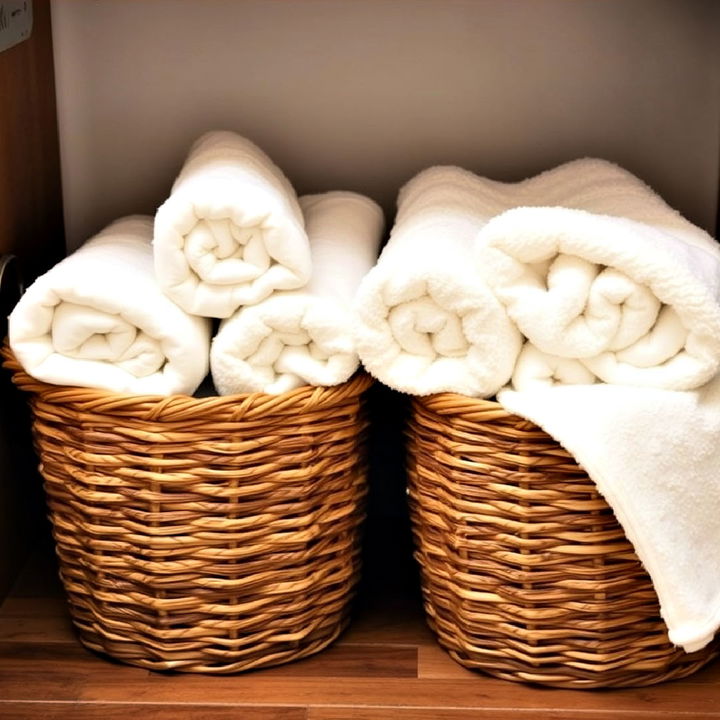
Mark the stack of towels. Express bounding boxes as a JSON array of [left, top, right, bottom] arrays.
[[355, 158, 720, 655], [9, 130, 384, 396], [9, 138, 720, 654]]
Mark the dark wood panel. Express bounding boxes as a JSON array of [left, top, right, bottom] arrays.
[[0, 0, 64, 277], [0, 0, 64, 601], [308, 711, 720, 720], [259, 644, 418, 679], [2, 706, 715, 720], [0, 704, 306, 720], [0, 641, 418, 680], [1, 648, 719, 714], [0, 613, 74, 644]]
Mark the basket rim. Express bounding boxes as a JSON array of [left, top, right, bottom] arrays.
[[411, 390, 514, 420], [2, 343, 372, 421]]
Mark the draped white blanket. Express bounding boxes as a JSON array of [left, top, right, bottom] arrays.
[[354, 167, 522, 396], [476, 159, 720, 390], [211, 192, 384, 395], [9, 217, 211, 395], [154, 130, 311, 318], [483, 159, 720, 652], [500, 377, 720, 653]]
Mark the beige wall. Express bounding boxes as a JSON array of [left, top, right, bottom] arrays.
[[52, 0, 720, 250]]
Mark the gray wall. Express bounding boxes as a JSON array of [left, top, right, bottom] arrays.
[[52, 0, 720, 249]]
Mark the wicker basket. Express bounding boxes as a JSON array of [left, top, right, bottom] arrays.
[[3, 347, 372, 673], [406, 392, 719, 689]]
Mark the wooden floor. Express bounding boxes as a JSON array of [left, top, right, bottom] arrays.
[[1, 548, 719, 720]]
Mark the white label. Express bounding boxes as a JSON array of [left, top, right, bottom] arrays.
[[0, 0, 32, 54]]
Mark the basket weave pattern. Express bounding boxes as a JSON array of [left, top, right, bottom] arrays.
[[5, 349, 371, 673], [406, 393, 719, 688]]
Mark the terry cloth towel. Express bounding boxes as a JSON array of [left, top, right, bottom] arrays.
[[9, 216, 211, 396], [354, 166, 522, 397], [211, 191, 384, 395], [499, 377, 720, 653], [476, 158, 720, 390], [154, 130, 311, 318], [510, 342, 596, 391]]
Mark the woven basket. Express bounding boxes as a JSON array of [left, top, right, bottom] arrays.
[[3, 347, 372, 673], [406, 392, 719, 689]]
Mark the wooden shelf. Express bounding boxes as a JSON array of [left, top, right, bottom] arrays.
[[1, 546, 718, 719]]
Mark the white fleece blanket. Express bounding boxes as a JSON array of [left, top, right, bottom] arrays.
[[476, 158, 720, 390], [211, 192, 384, 395], [500, 378, 720, 653], [9, 216, 211, 395], [481, 159, 720, 651], [354, 166, 522, 396], [154, 130, 311, 318]]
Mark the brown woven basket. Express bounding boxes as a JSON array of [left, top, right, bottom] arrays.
[[3, 347, 372, 673], [406, 392, 719, 689]]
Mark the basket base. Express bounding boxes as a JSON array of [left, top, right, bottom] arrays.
[[424, 615, 720, 690], [73, 613, 353, 674]]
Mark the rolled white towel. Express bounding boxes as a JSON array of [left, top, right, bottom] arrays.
[[354, 166, 522, 397], [511, 342, 596, 391], [9, 216, 211, 396], [211, 192, 384, 395], [154, 130, 311, 318], [476, 159, 720, 390]]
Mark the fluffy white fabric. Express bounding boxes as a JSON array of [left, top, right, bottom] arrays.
[[354, 166, 522, 396], [511, 343, 596, 391], [490, 158, 720, 652], [154, 130, 311, 318], [211, 192, 384, 395], [476, 159, 720, 390], [500, 377, 720, 653], [9, 217, 211, 395]]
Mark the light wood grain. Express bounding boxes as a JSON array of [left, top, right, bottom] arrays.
[[0, 614, 74, 644], [417, 644, 477, 680], [1, 653, 719, 714], [0, 704, 306, 720], [308, 711, 720, 720]]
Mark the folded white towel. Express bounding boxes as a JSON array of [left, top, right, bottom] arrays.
[[354, 167, 522, 396], [154, 130, 311, 318], [476, 159, 720, 390], [500, 377, 720, 653], [9, 217, 211, 395], [511, 342, 596, 391], [211, 192, 384, 395]]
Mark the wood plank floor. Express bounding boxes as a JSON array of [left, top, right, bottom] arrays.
[[0, 549, 718, 719]]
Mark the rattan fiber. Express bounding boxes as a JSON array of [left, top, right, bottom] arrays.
[[4, 347, 372, 673], [406, 392, 719, 689]]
